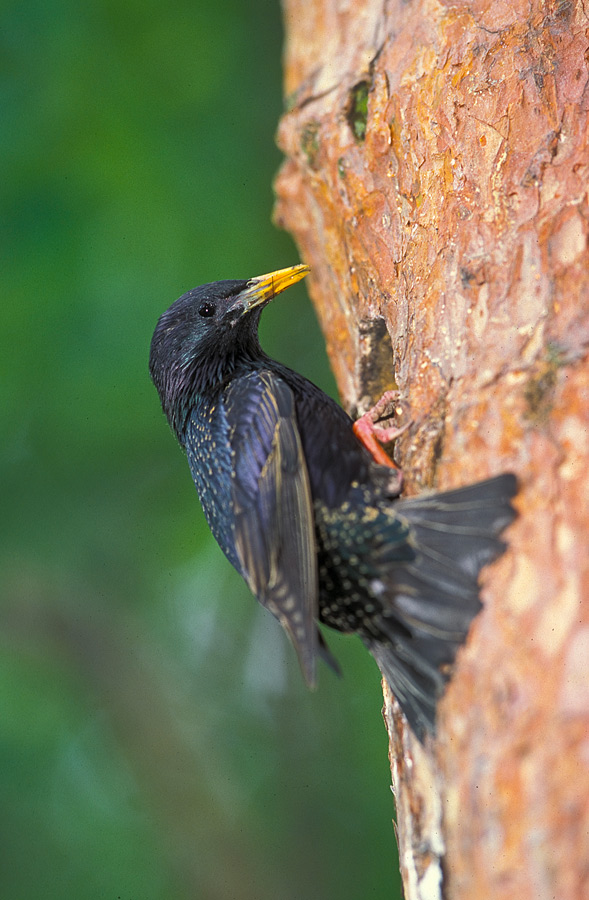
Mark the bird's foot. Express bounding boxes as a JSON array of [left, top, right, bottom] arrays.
[[353, 390, 411, 481]]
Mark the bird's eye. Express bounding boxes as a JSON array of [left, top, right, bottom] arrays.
[[198, 302, 216, 318]]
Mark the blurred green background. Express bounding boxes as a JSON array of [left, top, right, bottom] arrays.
[[1, 1, 402, 897]]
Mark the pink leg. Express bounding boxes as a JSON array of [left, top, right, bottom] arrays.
[[353, 390, 411, 471]]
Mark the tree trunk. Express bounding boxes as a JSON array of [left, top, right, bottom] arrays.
[[274, 2, 589, 898]]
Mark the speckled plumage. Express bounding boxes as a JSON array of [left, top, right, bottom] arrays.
[[149, 266, 517, 741]]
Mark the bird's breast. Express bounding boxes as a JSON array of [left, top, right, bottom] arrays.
[[184, 399, 241, 571]]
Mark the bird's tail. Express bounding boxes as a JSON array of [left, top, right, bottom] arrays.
[[366, 473, 517, 741]]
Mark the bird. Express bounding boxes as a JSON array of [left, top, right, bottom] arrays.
[[149, 263, 517, 742]]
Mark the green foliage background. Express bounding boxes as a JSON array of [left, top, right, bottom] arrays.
[[1, 1, 403, 897]]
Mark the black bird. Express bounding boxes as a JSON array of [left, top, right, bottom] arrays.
[[149, 264, 517, 741]]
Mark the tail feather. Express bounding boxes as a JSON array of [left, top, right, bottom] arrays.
[[317, 630, 342, 677], [369, 640, 438, 740], [371, 473, 517, 740]]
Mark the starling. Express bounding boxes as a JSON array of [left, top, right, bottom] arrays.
[[149, 264, 517, 741]]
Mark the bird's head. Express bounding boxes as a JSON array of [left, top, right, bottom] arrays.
[[149, 264, 309, 439]]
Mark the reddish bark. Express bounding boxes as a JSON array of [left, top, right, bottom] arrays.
[[275, 1, 589, 898]]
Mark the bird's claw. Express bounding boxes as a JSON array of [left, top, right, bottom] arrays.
[[353, 390, 412, 479]]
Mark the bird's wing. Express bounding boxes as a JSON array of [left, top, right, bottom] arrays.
[[224, 370, 319, 686]]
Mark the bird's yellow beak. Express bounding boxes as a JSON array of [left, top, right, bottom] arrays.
[[237, 264, 310, 313]]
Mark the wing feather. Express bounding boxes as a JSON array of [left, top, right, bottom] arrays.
[[224, 371, 318, 686]]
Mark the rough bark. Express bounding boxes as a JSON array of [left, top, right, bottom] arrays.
[[274, 2, 589, 899]]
